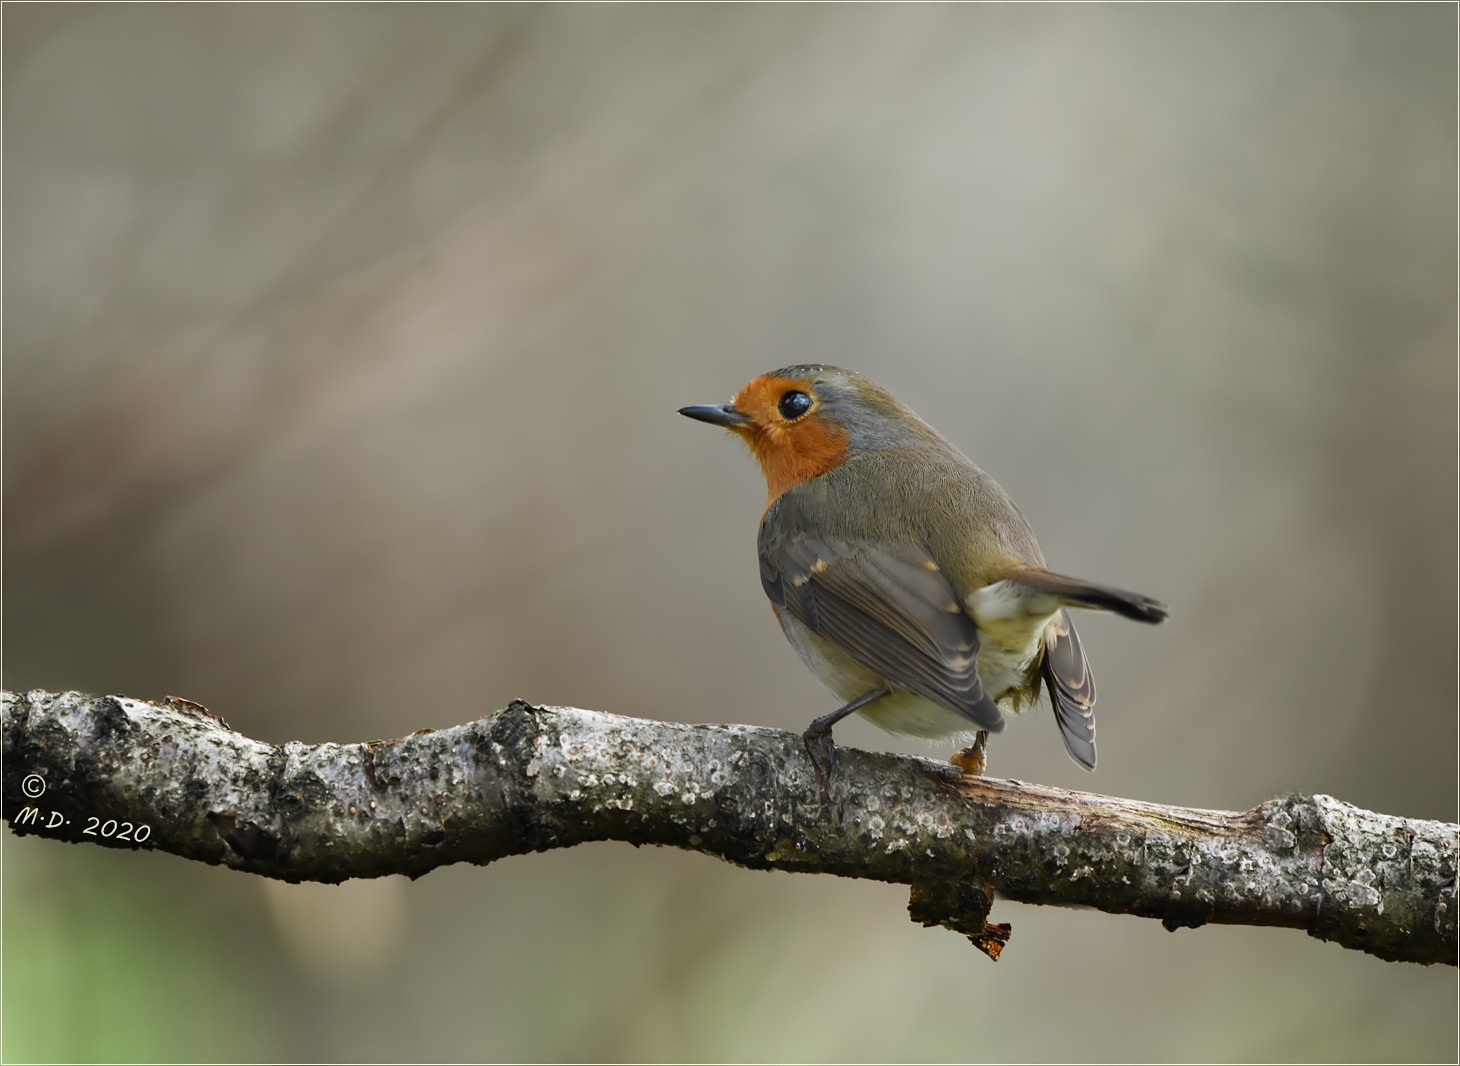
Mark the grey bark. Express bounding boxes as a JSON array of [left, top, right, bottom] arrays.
[[3, 688, 1455, 965]]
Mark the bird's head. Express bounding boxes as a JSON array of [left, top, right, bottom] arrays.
[[679, 365, 934, 505]]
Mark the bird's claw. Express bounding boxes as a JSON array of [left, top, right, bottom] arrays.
[[803, 726, 837, 797]]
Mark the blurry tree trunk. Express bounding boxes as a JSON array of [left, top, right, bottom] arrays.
[[4, 689, 1455, 965]]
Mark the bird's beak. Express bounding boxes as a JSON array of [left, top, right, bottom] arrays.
[[678, 404, 753, 429]]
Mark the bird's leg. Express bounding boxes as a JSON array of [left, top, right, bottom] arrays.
[[950, 730, 989, 777], [804, 685, 891, 790]]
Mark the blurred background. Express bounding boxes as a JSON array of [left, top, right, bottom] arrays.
[[4, 3, 1455, 1062]]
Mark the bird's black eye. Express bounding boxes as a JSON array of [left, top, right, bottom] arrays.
[[778, 390, 813, 420]]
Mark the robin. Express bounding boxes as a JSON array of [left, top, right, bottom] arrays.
[[680, 365, 1167, 775]]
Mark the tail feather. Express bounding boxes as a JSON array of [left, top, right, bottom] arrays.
[[1041, 611, 1097, 771], [1008, 568, 1168, 624]]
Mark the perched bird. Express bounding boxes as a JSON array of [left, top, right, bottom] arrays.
[[680, 365, 1167, 774]]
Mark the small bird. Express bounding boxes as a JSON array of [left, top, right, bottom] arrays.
[[680, 365, 1167, 774]]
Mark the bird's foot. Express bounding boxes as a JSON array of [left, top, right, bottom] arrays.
[[803, 725, 837, 797], [950, 730, 989, 777], [800, 687, 888, 801]]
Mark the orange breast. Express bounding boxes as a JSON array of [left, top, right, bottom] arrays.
[[745, 416, 849, 506]]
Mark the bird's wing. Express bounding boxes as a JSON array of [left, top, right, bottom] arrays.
[[758, 515, 1004, 732], [1040, 610, 1097, 770]]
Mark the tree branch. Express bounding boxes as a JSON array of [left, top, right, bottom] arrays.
[[3, 689, 1454, 965]]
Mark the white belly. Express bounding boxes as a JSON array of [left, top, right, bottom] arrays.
[[857, 688, 982, 740]]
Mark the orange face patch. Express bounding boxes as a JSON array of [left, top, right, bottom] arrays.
[[728, 374, 851, 507]]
